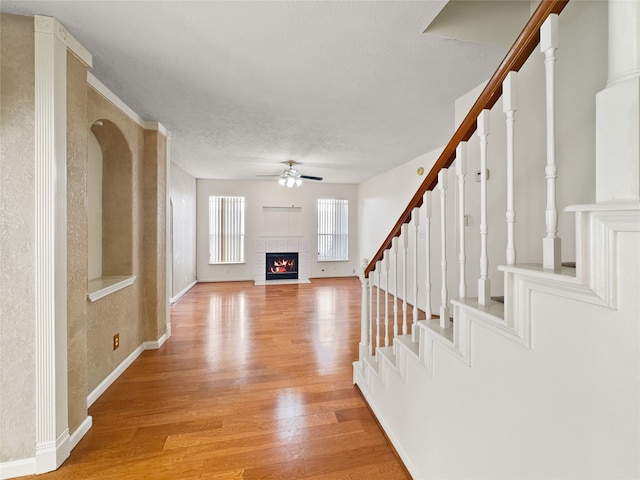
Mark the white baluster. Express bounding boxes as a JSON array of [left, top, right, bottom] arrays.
[[359, 259, 370, 361], [401, 223, 409, 335], [411, 207, 420, 341], [503, 71, 518, 266], [456, 143, 467, 299], [477, 109, 492, 305], [438, 169, 450, 329], [384, 251, 390, 347], [392, 237, 399, 342], [368, 269, 374, 356], [541, 14, 561, 271], [375, 260, 381, 352], [424, 191, 433, 320]]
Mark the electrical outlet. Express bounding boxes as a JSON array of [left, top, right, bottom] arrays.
[[113, 333, 119, 350]]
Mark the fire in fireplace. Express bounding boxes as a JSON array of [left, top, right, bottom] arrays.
[[265, 252, 299, 281]]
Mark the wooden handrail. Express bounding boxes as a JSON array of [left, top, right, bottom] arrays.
[[364, 0, 569, 278]]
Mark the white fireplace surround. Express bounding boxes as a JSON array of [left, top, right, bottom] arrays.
[[253, 238, 311, 285]]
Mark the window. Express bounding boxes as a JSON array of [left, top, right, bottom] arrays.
[[317, 198, 348, 261], [209, 196, 245, 264]]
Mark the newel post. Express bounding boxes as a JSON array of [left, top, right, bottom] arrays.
[[596, 0, 640, 203], [358, 259, 370, 361], [541, 14, 562, 271]]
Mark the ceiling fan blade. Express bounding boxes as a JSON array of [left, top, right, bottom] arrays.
[[300, 175, 323, 181], [256, 174, 280, 177]]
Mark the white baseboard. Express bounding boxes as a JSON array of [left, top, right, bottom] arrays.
[[143, 333, 167, 350], [170, 280, 197, 304], [0, 417, 93, 479], [0, 457, 36, 480], [69, 416, 92, 450], [87, 332, 169, 408], [87, 344, 144, 407]]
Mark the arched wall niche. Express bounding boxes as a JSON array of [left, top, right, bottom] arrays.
[[89, 118, 133, 279]]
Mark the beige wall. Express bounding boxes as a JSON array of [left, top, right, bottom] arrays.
[[66, 50, 90, 435], [170, 162, 197, 297], [0, 13, 37, 462], [143, 129, 167, 341], [0, 12, 169, 465], [85, 88, 167, 393]]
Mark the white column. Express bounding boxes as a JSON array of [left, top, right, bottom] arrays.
[[34, 15, 72, 472], [438, 170, 450, 328], [358, 260, 370, 361], [596, 0, 640, 203], [411, 207, 420, 341], [456, 143, 467, 299], [477, 110, 492, 305], [423, 191, 433, 320], [541, 14, 561, 271], [401, 224, 408, 335], [503, 71, 518, 266]]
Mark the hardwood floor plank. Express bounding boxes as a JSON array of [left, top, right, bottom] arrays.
[[17, 278, 410, 479]]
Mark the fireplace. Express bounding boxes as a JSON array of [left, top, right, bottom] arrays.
[[265, 252, 299, 281]]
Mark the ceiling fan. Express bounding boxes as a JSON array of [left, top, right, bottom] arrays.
[[258, 160, 323, 187]]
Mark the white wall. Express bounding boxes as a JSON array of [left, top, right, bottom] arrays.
[[196, 179, 358, 282], [357, 148, 441, 265], [169, 162, 196, 297]]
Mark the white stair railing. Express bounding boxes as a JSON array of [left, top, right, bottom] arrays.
[[541, 14, 561, 271], [375, 260, 381, 353], [504, 71, 518, 266], [456, 143, 467, 299], [411, 207, 420, 341], [384, 251, 390, 347], [438, 169, 450, 328], [392, 237, 399, 344], [424, 191, 433, 320], [401, 224, 409, 335], [355, 1, 576, 385], [477, 109, 492, 305]]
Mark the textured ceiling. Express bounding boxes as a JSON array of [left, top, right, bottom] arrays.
[[1, 1, 508, 184]]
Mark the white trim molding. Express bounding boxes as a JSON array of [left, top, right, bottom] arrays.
[[86, 72, 167, 134], [87, 275, 136, 302], [87, 336, 168, 408], [170, 280, 197, 305]]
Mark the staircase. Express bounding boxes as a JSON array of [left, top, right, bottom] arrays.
[[352, 1, 640, 478]]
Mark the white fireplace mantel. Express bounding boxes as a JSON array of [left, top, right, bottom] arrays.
[[253, 238, 311, 285]]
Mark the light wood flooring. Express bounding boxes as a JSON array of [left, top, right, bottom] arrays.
[[20, 277, 410, 479]]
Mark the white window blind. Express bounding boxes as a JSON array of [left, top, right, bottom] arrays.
[[317, 198, 348, 261], [209, 196, 245, 264]]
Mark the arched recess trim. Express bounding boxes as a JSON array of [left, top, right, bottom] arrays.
[[88, 119, 133, 290]]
